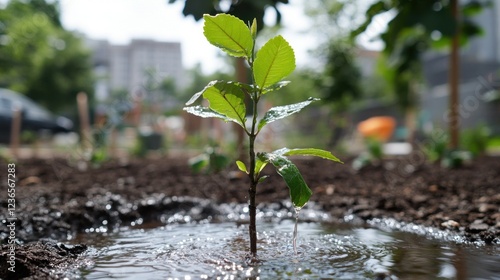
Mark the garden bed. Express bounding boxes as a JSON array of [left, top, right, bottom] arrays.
[[1, 154, 499, 278]]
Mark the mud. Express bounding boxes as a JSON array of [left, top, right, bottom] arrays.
[[1, 154, 499, 278]]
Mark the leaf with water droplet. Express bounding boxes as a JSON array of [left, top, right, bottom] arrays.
[[260, 153, 311, 207], [262, 80, 291, 95], [183, 105, 232, 122], [258, 98, 319, 131], [202, 81, 247, 128], [185, 80, 220, 105]]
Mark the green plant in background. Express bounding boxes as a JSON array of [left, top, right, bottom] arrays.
[[131, 139, 147, 158], [183, 14, 342, 257], [20, 130, 37, 144], [487, 136, 500, 150], [352, 137, 383, 171], [90, 147, 108, 168], [424, 133, 448, 163], [423, 131, 471, 168], [441, 150, 471, 169], [189, 144, 229, 174], [461, 124, 491, 157]]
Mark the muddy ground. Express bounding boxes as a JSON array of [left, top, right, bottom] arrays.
[[1, 154, 499, 279]]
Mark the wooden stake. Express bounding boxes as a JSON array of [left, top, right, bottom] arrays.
[[77, 92, 92, 150], [10, 107, 22, 158]]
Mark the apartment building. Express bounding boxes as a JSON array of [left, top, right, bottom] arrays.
[[86, 38, 184, 100]]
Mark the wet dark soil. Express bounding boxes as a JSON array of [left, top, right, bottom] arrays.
[[1, 154, 499, 279]]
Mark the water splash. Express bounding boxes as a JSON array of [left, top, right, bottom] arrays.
[[293, 205, 302, 255], [68, 202, 500, 279]]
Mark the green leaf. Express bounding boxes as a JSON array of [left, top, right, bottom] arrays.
[[261, 153, 312, 207], [188, 154, 209, 173], [185, 80, 219, 105], [250, 18, 257, 40], [236, 160, 248, 173], [253, 35, 295, 89], [203, 14, 253, 58], [279, 148, 343, 163], [262, 80, 291, 94], [203, 81, 247, 128], [183, 105, 233, 122], [258, 175, 269, 183], [258, 97, 319, 131], [255, 154, 269, 175]]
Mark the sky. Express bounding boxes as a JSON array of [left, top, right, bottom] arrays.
[[59, 0, 383, 74]]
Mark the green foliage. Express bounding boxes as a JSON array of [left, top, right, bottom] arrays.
[[257, 98, 319, 131], [302, 1, 366, 113], [20, 130, 37, 144], [203, 14, 253, 58], [352, 137, 383, 171], [352, 0, 489, 51], [90, 147, 109, 168], [185, 13, 341, 210], [168, 0, 289, 32], [0, 0, 94, 112], [189, 145, 229, 174], [131, 139, 148, 158], [461, 124, 491, 157], [319, 40, 363, 112], [441, 150, 471, 169], [351, 0, 489, 110], [253, 35, 295, 89], [423, 131, 472, 168], [259, 148, 342, 206], [424, 133, 448, 163], [488, 137, 500, 149]]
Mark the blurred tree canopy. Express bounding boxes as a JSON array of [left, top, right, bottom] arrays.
[[352, 0, 488, 110], [352, 0, 490, 145], [0, 0, 94, 112], [168, 0, 288, 31], [304, 0, 366, 112], [318, 39, 362, 112]]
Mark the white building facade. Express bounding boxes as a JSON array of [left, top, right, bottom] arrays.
[[86, 38, 184, 100]]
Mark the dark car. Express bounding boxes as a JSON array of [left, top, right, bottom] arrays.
[[0, 88, 74, 144]]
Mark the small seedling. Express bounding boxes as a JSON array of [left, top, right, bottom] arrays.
[[352, 137, 383, 171], [423, 132, 471, 168], [188, 144, 229, 174], [184, 13, 342, 257]]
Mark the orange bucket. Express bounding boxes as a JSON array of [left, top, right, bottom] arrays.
[[357, 116, 396, 141]]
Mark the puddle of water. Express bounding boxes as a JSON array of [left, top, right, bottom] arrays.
[[73, 220, 500, 279]]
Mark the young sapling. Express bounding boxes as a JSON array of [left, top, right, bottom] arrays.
[[183, 13, 342, 257]]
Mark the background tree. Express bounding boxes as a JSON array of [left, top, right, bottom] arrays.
[[304, 0, 365, 147], [0, 0, 94, 112], [317, 40, 363, 147], [352, 0, 490, 147], [169, 0, 289, 31]]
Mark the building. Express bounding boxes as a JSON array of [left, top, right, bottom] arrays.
[[86, 38, 184, 101]]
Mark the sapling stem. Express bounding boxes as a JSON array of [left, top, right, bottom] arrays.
[[247, 43, 260, 257]]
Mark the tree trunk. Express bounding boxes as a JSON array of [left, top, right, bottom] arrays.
[[405, 106, 417, 144]]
